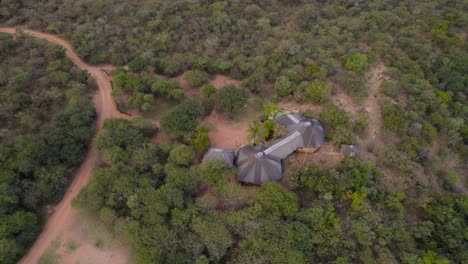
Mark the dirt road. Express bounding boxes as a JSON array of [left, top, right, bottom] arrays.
[[0, 27, 129, 263]]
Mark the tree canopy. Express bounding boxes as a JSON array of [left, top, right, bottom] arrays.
[[0, 33, 96, 263]]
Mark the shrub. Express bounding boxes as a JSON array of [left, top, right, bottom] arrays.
[[128, 56, 147, 72], [342, 53, 368, 75], [151, 79, 184, 101], [153, 54, 187, 76], [198, 159, 229, 186], [274, 76, 293, 97], [306, 79, 328, 103], [380, 80, 400, 98], [353, 113, 369, 134], [169, 145, 195, 167], [215, 85, 248, 114], [201, 84, 217, 97], [382, 102, 409, 134], [384, 146, 420, 174], [319, 106, 350, 129], [183, 70, 209, 87], [256, 182, 299, 219], [319, 105, 355, 144], [217, 182, 248, 209], [444, 171, 459, 185], [191, 128, 210, 152], [161, 98, 204, 139]]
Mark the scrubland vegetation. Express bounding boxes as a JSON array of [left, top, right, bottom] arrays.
[[1, 0, 466, 263], [73, 119, 466, 263], [0, 33, 95, 263]]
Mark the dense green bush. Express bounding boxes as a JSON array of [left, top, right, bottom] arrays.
[[169, 145, 195, 167], [190, 128, 210, 152], [305, 79, 328, 103], [0, 34, 96, 263], [128, 56, 147, 73], [319, 105, 355, 144], [161, 98, 204, 139], [214, 85, 248, 114], [382, 101, 409, 134], [114, 71, 186, 111], [151, 78, 185, 101], [342, 53, 368, 75], [183, 70, 209, 87]]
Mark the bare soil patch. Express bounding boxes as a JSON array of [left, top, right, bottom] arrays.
[[364, 63, 386, 140], [203, 109, 253, 149], [40, 212, 130, 264], [287, 143, 344, 169], [329, 83, 361, 116], [150, 118, 172, 143], [276, 100, 324, 115], [171, 74, 199, 97], [210, 74, 242, 88]]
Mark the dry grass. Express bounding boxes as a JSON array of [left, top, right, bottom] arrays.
[[38, 239, 61, 264], [78, 210, 118, 250]]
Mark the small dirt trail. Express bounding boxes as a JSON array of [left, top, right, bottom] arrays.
[[0, 27, 129, 264], [365, 63, 386, 140]]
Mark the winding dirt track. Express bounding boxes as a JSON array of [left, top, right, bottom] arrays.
[[0, 27, 128, 263]]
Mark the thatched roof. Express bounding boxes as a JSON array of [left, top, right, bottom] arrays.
[[341, 144, 360, 157], [203, 148, 235, 167], [236, 145, 282, 183], [275, 113, 304, 127], [287, 119, 324, 149]]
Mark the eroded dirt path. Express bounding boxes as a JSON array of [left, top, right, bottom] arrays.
[[0, 27, 130, 264], [365, 63, 386, 140]]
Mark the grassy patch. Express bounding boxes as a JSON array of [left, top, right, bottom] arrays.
[[143, 100, 180, 120], [65, 240, 80, 254], [94, 238, 105, 249], [38, 239, 61, 264], [79, 210, 116, 250]]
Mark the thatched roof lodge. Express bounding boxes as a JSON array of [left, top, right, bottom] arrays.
[[275, 113, 304, 127], [286, 118, 325, 150], [236, 145, 282, 183], [202, 148, 235, 167], [203, 113, 326, 183]]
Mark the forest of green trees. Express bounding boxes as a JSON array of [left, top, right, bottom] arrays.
[[4, 0, 463, 158], [0, 34, 96, 263], [0, 0, 466, 263], [73, 118, 466, 263]]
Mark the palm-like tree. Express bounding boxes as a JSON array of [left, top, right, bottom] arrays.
[[263, 104, 278, 119], [247, 122, 260, 146], [262, 120, 276, 140]]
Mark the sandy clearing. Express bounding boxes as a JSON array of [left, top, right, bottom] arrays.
[[329, 83, 361, 116], [210, 74, 242, 88], [171, 73, 242, 97], [165, 73, 250, 148], [171, 74, 199, 96], [276, 100, 324, 115], [203, 110, 251, 149], [287, 143, 344, 169], [0, 27, 130, 264]]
